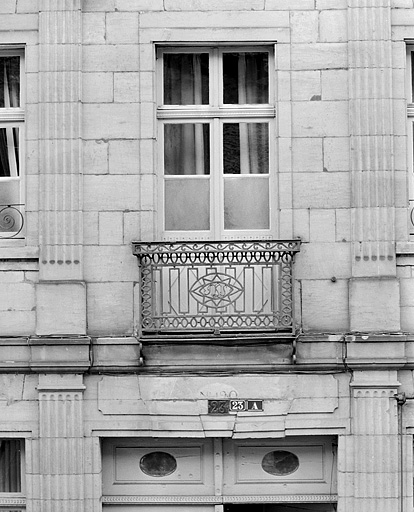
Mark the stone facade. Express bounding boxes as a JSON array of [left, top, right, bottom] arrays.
[[1, 0, 414, 511]]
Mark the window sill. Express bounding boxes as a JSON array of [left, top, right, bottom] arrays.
[[396, 242, 414, 256]]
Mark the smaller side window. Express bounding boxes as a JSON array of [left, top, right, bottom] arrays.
[[0, 439, 23, 493], [0, 49, 25, 240], [407, 45, 414, 237]]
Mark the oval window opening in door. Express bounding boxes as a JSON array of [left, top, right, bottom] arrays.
[[140, 451, 177, 477], [261, 450, 299, 476]]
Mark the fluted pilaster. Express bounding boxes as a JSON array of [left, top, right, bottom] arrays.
[[348, 0, 396, 276], [32, 375, 88, 512], [338, 372, 402, 511], [38, 0, 82, 280]]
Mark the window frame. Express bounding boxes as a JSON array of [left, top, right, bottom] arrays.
[[0, 47, 25, 241], [0, 438, 25, 510], [406, 44, 414, 238], [156, 45, 276, 241]]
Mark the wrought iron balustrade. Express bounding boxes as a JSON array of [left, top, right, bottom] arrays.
[[0, 204, 24, 239], [132, 240, 301, 336]]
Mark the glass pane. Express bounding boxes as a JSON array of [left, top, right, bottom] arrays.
[[164, 53, 209, 105], [223, 123, 268, 175], [0, 57, 20, 108], [223, 52, 268, 104], [0, 440, 21, 492], [0, 127, 19, 177], [165, 178, 210, 231], [164, 123, 210, 175], [224, 177, 269, 230]]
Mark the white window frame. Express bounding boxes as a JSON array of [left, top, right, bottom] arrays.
[[0, 47, 25, 241], [156, 45, 276, 241], [406, 44, 414, 238]]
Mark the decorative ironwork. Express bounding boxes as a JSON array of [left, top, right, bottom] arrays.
[[133, 240, 300, 335], [410, 198, 414, 237], [0, 204, 24, 238]]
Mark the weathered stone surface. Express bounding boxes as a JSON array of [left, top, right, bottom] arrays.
[[36, 282, 86, 335], [350, 278, 401, 332]]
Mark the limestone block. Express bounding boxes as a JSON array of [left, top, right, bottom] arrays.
[[277, 101, 292, 138], [83, 72, 113, 103], [109, 140, 139, 174], [140, 102, 155, 139], [82, 12, 106, 44], [291, 43, 348, 70], [400, 278, 414, 307], [278, 173, 293, 209], [293, 209, 310, 242], [335, 209, 351, 242], [277, 71, 291, 101], [84, 245, 137, 282], [106, 12, 139, 44], [83, 140, 108, 176], [292, 100, 349, 137], [83, 175, 140, 211], [140, 71, 154, 102], [0, 14, 37, 30], [165, 0, 264, 9], [0, 311, 35, 336], [278, 137, 292, 173], [349, 278, 401, 333], [140, 210, 155, 240], [319, 10, 347, 42], [290, 10, 319, 43], [323, 137, 349, 172], [301, 279, 349, 332], [401, 306, 414, 331], [316, 0, 347, 7], [83, 103, 140, 139], [114, 72, 139, 103], [117, 0, 163, 9], [83, 0, 115, 11], [17, 0, 39, 13], [26, 71, 39, 105], [291, 70, 321, 101], [140, 138, 155, 172], [36, 282, 86, 335], [321, 69, 348, 100], [83, 44, 140, 72], [292, 137, 323, 172], [83, 212, 99, 245], [276, 43, 291, 71], [293, 172, 351, 209], [98, 211, 123, 245], [140, 10, 289, 29], [295, 242, 351, 280], [310, 209, 336, 242], [87, 282, 134, 335], [266, 0, 314, 8], [0, 283, 35, 311]]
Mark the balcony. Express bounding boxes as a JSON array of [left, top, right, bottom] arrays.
[[0, 204, 24, 239], [132, 240, 300, 339]]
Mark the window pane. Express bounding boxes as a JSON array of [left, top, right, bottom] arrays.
[[0, 127, 19, 177], [224, 177, 269, 230], [164, 123, 210, 175], [0, 57, 20, 108], [164, 53, 209, 105], [165, 178, 210, 231], [0, 440, 21, 492], [223, 123, 268, 175], [223, 52, 268, 104]]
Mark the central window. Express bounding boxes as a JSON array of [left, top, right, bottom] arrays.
[[157, 47, 275, 240]]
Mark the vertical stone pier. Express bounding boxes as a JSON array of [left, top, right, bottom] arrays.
[[36, 0, 86, 335]]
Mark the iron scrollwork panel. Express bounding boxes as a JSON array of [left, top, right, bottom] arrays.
[[134, 241, 300, 334]]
